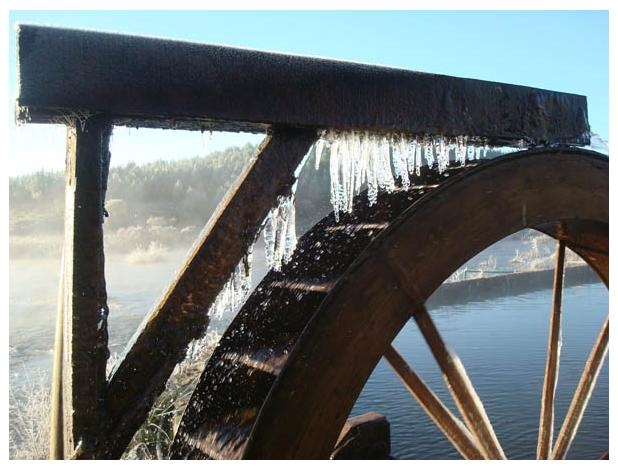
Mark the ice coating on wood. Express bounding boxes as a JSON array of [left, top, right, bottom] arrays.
[[316, 131, 490, 221], [264, 194, 297, 272], [206, 243, 254, 320], [262, 144, 314, 272]]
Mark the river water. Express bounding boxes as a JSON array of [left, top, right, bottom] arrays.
[[352, 282, 608, 459], [9, 244, 608, 459]]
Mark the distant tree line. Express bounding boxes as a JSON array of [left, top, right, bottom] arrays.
[[9, 142, 332, 249]]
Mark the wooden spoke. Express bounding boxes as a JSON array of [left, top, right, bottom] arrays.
[[413, 304, 506, 459], [384, 345, 484, 460], [552, 316, 609, 460], [537, 239, 566, 459]]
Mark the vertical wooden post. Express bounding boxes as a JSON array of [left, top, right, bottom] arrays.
[[61, 116, 112, 458]]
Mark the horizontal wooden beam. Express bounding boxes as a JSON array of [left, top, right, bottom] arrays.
[[16, 24, 589, 146]]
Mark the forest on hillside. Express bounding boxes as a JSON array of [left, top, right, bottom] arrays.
[[9, 143, 332, 259]]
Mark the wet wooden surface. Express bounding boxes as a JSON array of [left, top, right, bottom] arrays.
[[16, 25, 589, 147], [98, 128, 316, 458], [61, 116, 112, 458]]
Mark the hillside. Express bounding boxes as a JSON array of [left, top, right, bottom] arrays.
[[9, 143, 331, 259]]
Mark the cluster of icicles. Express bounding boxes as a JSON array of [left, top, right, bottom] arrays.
[[204, 131, 492, 320], [319, 131, 489, 221]]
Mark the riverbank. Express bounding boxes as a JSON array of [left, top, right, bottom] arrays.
[[429, 264, 599, 308]]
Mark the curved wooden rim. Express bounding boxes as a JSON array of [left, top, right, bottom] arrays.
[[244, 148, 608, 458]]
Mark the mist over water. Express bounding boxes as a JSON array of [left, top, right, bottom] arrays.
[[9, 244, 608, 460]]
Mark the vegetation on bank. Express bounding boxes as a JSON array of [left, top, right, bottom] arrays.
[[9, 143, 332, 259]]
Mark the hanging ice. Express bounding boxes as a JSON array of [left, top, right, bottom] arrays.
[[206, 243, 254, 320], [314, 130, 496, 221], [376, 136, 396, 194], [585, 132, 609, 156], [314, 134, 326, 170], [392, 135, 410, 191], [435, 136, 449, 174], [454, 136, 467, 165], [423, 137, 435, 169], [264, 194, 298, 271]]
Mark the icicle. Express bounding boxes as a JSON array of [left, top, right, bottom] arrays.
[[467, 142, 476, 162], [423, 137, 435, 169], [365, 134, 379, 206], [184, 330, 222, 364], [264, 194, 297, 271], [320, 130, 493, 219], [282, 196, 297, 265], [351, 132, 364, 202], [435, 136, 449, 174], [455, 135, 467, 165], [376, 136, 395, 193], [405, 137, 416, 176], [393, 135, 410, 191], [329, 136, 341, 222], [339, 133, 351, 216], [264, 202, 279, 269], [206, 242, 255, 320], [414, 139, 423, 176], [357, 132, 369, 192], [315, 137, 326, 170]]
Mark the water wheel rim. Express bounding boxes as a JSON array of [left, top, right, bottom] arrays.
[[245, 148, 608, 458], [171, 148, 608, 459]]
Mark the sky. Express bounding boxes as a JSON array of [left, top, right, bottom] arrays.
[[5, 8, 610, 175]]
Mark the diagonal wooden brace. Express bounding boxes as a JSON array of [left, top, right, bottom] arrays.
[[96, 127, 317, 458]]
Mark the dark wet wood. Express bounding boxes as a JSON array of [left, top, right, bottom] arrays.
[[384, 345, 484, 460], [242, 149, 607, 459], [552, 316, 609, 459], [97, 128, 316, 458], [62, 116, 112, 458], [170, 165, 466, 460], [537, 239, 566, 459], [16, 25, 589, 147], [330, 412, 391, 460]]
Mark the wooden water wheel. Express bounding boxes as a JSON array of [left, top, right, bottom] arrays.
[[15, 26, 605, 460], [170, 147, 608, 459]]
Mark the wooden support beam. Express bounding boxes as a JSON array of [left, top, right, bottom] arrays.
[[16, 25, 589, 147], [97, 127, 316, 458], [62, 116, 112, 458]]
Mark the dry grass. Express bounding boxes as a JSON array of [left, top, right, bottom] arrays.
[[9, 369, 50, 460]]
